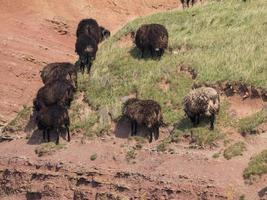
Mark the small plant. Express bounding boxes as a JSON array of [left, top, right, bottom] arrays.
[[243, 149, 267, 181], [35, 143, 65, 157], [212, 153, 220, 159], [238, 110, 267, 135], [90, 153, 97, 161], [156, 142, 168, 152], [239, 195, 245, 200], [223, 142, 246, 160], [126, 149, 136, 162]]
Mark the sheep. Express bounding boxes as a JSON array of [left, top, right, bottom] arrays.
[[75, 34, 98, 74], [40, 62, 78, 89], [122, 98, 164, 142], [135, 24, 168, 58], [183, 87, 220, 130], [76, 18, 102, 44], [181, 0, 202, 8], [36, 105, 70, 144], [33, 79, 75, 111], [99, 26, 111, 42]]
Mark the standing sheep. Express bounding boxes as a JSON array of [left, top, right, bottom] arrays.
[[75, 34, 98, 74], [40, 62, 78, 89], [33, 80, 75, 111], [76, 18, 102, 44], [183, 87, 220, 130], [122, 98, 164, 142], [135, 24, 168, 58], [36, 105, 70, 144]]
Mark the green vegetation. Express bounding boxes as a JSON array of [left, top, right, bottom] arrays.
[[212, 152, 220, 159], [3, 106, 31, 133], [90, 153, 98, 161], [70, 0, 266, 137], [125, 149, 137, 162], [243, 150, 267, 180], [238, 109, 267, 134], [223, 142, 246, 160], [35, 143, 65, 157]]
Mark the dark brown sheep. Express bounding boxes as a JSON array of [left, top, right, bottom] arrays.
[[76, 18, 102, 44], [181, 0, 201, 8], [135, 24, 168, 58], [122, 98, 164, 142], [40, 62, 78, 89], [33, 80, 75, 111], [36, 105, 70, 144], [75, 34, 98, 74], [99, 26, 111, 42]]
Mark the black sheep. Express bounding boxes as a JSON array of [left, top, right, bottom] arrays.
[[181, 0, 201, 8], [75, 34, 98, 74], [135, 24, 168, 58], [36, 105, 70, 144], [76, 18, 102, 44], [122, 98, 164, 142], [40, 62, 78, 89], [99, 26, 111, 42], [33, 80, 75, 111]]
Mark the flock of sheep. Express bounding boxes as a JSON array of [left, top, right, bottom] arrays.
[[33, 13, 220, 144]]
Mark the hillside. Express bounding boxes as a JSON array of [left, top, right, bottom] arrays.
[[0, 0, 267, 199]]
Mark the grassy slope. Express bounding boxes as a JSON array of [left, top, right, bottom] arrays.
[[76, 0, 266, 134]]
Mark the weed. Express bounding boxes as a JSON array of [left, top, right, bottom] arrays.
[[223, 142, 246, 160]]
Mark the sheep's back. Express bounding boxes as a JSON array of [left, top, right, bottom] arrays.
[[148, 24, 168, 49], [76, 18, 101, 44], [75, 34, 98, 57]]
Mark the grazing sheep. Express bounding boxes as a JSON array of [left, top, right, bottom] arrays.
[[122, 98, 164, 142], [76, 18, 102, 44], [40, 62, 78, 89], [33, 80, 75, 111], [135, 24, 168, 58], [181, 0, 202, 8], [183, 87, 220, 130], [75, 34, 98, 74], [99, 26, 111, 42], [36, 105, 70, 144]]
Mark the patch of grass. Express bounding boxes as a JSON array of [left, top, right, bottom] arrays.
[[3, 106, 31, 133], [223, 142, 246, 160], [239, 195, 245, 200], [73, 0, 267, 136], [190, 127, 224, 148], [212, 152, 220, 159], [90, 153, 97, 161], [125, 149, 137, 162], [35, 143, 65, 157], [238, 109, 267, 135], [243, 149, 267, 180]]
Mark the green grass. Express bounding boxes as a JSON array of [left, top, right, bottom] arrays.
[[223, 142, 246, 160], [125, 149, 137, 162], [243, 150, 267, 180], [35, 143, 65, 157], [237, 109, 267, 134], [70, 0, 267, 137], [3, 106, 31, 133], [90, 153, 98, 161]]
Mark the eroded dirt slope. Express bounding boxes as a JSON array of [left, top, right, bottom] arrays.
[[0, 0, 179, 124]]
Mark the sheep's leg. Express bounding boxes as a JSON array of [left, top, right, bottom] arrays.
[[131, 120, 137, 136], [191, 0, 195, 6], [43, 130, 46, 141], [47, 129, 50, 142], [154, 126, 159, 140], [56, 129, 59, 145], [149, 131, 153, 143], [66, 125, 70, 142], [210, 114, 215, 130], [196, 114, 200, 124], [87, 62, 92, 74], [190, 115, 197, 127]]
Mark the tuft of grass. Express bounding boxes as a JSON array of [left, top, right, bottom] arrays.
[[190, 127, 224, 148], [212, 153, 220, 159], [223, 142, 246, 160], [90, 153, 97, 161], [3, 106, 31, 133], [35, 143, 65, 157], [243, 149, 267, 180], [238, 109, 267, 135], [125, 149, 137, 162]]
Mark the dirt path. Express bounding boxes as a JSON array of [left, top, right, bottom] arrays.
[[0, 0, 180, 124]]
